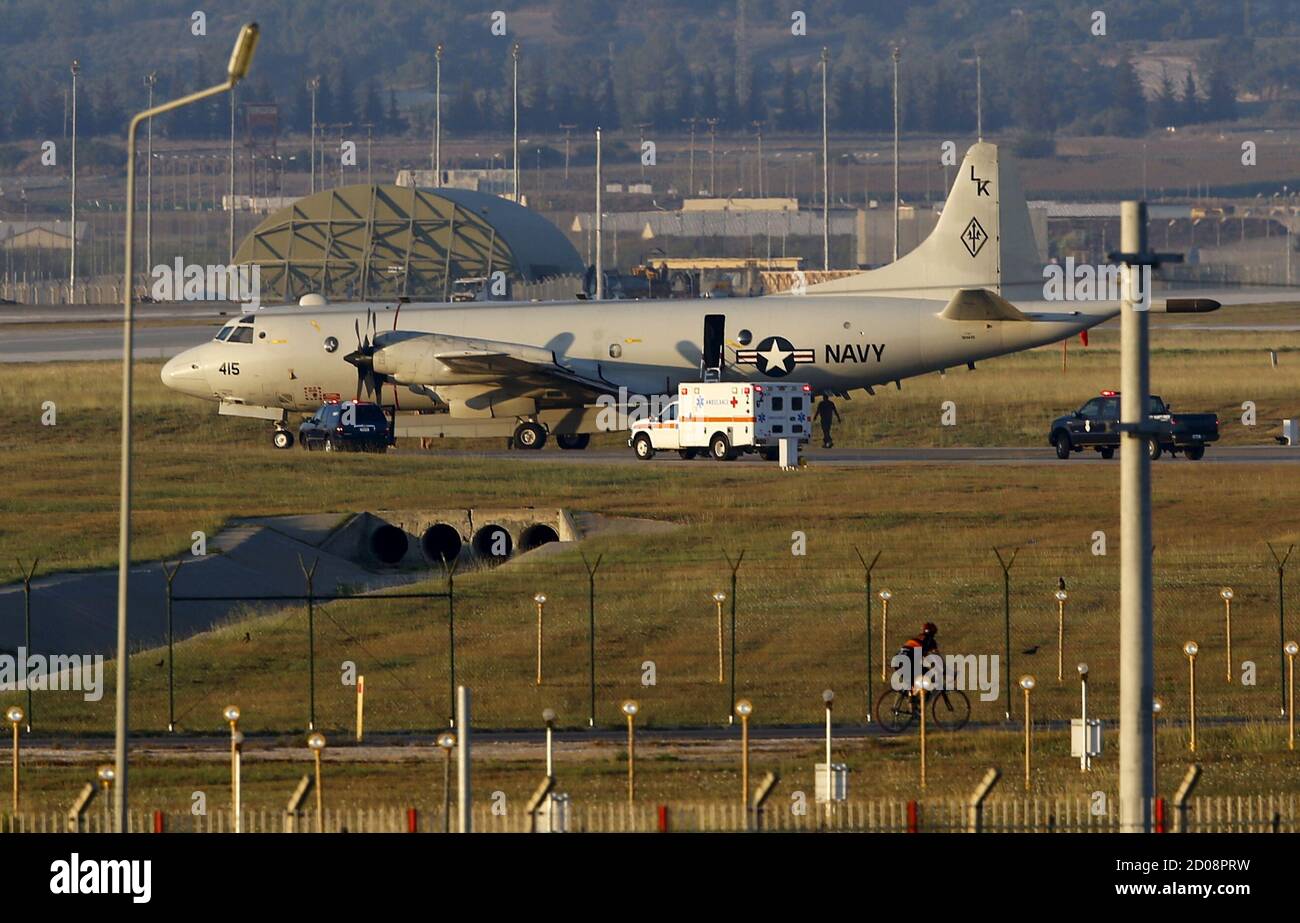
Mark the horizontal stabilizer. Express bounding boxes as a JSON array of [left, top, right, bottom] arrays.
[[940, 288, 1030, 322]]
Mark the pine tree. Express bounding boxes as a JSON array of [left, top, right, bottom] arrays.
[[1180, 71, 1199, 124]]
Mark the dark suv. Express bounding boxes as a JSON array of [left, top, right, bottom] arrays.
[[299, 401, 392, 453]]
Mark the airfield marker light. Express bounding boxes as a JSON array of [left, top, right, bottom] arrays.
[[542, 708, 556, 777], [1152, 696, 1163, 796], [117, 21, 260, 832], [735, 699, 753, 810], [1183, 641, 1199, 752], [1220, 588, 1234, 684], [878, 589, 893, 681], [307, 732, 326, 832], [355, 675, 365, 742], [822, 690, 834, 803], [437, 731, 456, 833], [1019, 675, 1036, 790], [6, 705, 23, 812], [916, 676, 935, 790], [1077, 662, 1090, 771], [621, 700, 638, 804], [1284, 644, 1294, 754], [1055, 589, 1069, 682], [712, 592, 727, 684], [534, 593, 547, 686], [223, 704, 242, 832]]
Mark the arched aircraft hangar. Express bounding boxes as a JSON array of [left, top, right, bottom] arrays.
[[234, 184, 584, 303]]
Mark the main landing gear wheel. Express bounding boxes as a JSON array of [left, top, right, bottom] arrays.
[[556, 433, 591, 450], [513, 422, 547, 450], [633, 434, 655, 460], [272, 429, 294, 450], [1053, 431, 1072, 460]]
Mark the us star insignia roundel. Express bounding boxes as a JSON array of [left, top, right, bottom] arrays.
[[735, 335, 815, 377]]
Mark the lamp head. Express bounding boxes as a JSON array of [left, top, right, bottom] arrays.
[[621, 700, 639, 717], [307, 731, 327, 751], [542, 708, 556, 725], [1220, 587, 1234, 601], [822, 689, 834, 705], [96, 764, 115, 783], [878, 589, 892, 601], [734, 698, 753, 718], [437, 731, 456, 750], [1019, 675, 1036, 691], [223, 704, 241, 723], [712, 591, 726, 603], [1055, 590, 1068, 602], [227, 22, 260, 83], [1285, 641, 1299, 657], [5, 705, 24, 724], [916, 675, 936, 693], [534, 593, 547, 605], [1152, 697, 1163, 714], [1184, 640, 1199, 658], [1076, 662, 1089, 679]]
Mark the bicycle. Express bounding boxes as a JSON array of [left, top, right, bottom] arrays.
[[875, 685, 972, 732]]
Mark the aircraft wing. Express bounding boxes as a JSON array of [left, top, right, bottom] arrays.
[[368, 331, 619, 402]]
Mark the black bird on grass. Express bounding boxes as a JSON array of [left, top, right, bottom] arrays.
[[1022, 645, 1040, 655]]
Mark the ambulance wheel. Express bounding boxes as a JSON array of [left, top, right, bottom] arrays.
[[678, 448, 698, 460], [709, 433, 735, 461], [556, 433, 591, 450], [273, 429, 294, 450], [633, 434, 655, 460], [513, 422, 547, 450]]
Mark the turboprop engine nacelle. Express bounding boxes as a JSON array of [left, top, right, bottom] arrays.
[[371, 332, 558, 385]]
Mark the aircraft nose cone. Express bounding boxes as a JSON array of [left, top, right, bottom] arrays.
[[161, 352, 207, 395]]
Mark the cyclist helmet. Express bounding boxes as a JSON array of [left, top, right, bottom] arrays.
[[921, 622, 938, 637]]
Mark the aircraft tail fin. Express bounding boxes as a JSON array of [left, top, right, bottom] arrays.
[[805, 142, 1043, 300]]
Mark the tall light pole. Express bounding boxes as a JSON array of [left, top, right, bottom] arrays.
[[228, 85, 237, 261], [752, 120, 764, 198], [820, 47, 830, 271], [512, 42, 521, 203], [434, 43, 443, 185], [560, 123, 576, 182], [682, 117, 697, 195], [1117, 201, 1156, 833], [144, 73, 156, 274], [892, 46, 901, 262], [223, 704, 242, 832], [308, 76, 320, 194], [69, 59, 79, 295], [594, 126, 603, 301], [707, 118, 718, 197], [116, 21, 259, 834]]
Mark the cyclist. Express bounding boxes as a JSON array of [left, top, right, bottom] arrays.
[[896, 622, 941, 693]]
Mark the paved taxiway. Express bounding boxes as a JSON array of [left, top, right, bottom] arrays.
[[424, 445, 1300, 466]]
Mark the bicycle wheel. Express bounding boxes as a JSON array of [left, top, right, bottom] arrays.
[[875, 689, 917, 732], [930, 689, 972, 730]]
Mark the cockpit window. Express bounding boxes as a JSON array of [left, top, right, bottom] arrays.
[[214, 325, 234, 341], [238, 315, 255, 325], [227, 326, 254, 344]]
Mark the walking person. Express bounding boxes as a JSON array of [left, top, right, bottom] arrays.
[[814, 392, 841, 448]]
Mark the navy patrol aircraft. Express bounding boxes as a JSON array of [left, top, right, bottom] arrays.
[[161, 142, 1217, 450]]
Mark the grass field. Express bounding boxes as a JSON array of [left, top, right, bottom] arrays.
[[1, 312, 1299, 807]]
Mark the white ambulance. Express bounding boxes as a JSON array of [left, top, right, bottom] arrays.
[[628, 381, 813, 461]]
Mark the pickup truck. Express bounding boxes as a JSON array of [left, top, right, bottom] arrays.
[[1049, 391, 1219, 461]]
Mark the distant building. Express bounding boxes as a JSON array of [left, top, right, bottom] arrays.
[[0, 220, 88, 250]]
